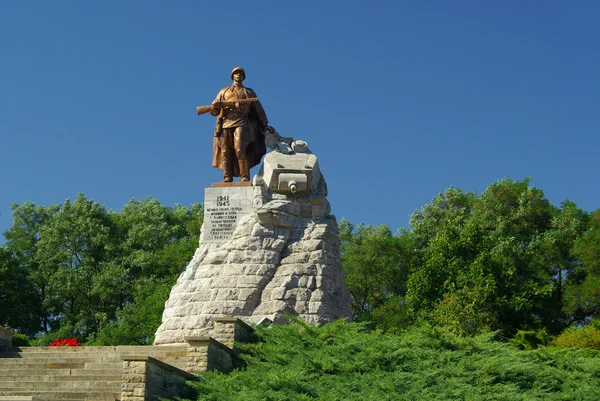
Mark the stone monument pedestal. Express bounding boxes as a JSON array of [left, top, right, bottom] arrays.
[[154, 146, 352, 345]]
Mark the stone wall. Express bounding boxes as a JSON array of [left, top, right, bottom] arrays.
[[213, 318, 254, 348], [121, 356, 196, 401], [0, 328, 13, 347], [185, 337, 234, 374]]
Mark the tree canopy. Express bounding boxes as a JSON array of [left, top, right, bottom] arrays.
[[1, 178, 598, 347], [341, 178, 599, 338], [1, 194, 202, 344]]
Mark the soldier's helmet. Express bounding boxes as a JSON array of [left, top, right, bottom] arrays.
[[231, 66, 246, 81]]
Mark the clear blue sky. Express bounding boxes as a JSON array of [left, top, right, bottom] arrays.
[[1, 1, 599, 240]]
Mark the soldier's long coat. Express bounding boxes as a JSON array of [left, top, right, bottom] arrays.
[[212, 85, 268, 177]]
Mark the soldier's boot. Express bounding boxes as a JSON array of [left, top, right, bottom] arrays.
[[239, 159, 250, 182], [222, 158, 233, 182]]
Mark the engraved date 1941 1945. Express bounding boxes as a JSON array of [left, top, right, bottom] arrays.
[[216, 195, 230, 207]]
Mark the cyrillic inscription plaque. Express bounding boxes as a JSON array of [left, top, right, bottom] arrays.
[[200, 186, 253, 244]]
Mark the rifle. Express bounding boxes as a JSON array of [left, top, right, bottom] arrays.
[[196, 98, 258, 116], [215, 108, 224, 138]]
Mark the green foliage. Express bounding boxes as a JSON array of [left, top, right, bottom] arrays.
[[433, 283, 497, 336], [369, 297, 412, 333], [2, 194, 202, 344], [537, 201, 589, 311], [0, 245, 39, 335], [35, 194, 117, 335], [342, 178, 594, 337], [1, 201, 54, 335], [552, 323, 600, 350], [510, 329, 552, 350], [340, 220, 413, 325], [2, 178, 597, 345], [113, 198, 203, 279], [29, 322, 82, 346], [405, 178, 587, 335], [573, 209, 600, 273], [11, 333, 30, 346], [564, 209, 600, 322], [89, 277, 174, 345], [190, 320, 600, 400]]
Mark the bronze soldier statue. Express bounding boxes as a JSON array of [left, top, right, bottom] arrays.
[[199, 67, 269, 182]]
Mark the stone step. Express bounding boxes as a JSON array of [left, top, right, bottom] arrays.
[[2, 355, 187, 367], [3, 346, 186, 354], [0, 363, 123, 378], [3, 347, 118, 353], [0, 358, 122, 364], [0, 355, 186, 367], [0, 375, 120, 382], [1, 352, 120, 358], [2, 350, 186, 358], [0, 359, 187, 375], [115, 346, 187, 352], [0, 391, 119, 401], [0, 362, 122, 367], [0, 382, 119, 390], [1, 349, 188, 368], [0, 370, 121, 378], [0, 350, 114, 358]]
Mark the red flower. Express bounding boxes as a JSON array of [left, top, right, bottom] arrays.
[[49, 337, 82, 347]]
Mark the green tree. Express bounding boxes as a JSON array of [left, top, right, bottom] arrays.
[[564, 209, 600, 323], [112, 197, 203, 280], [3, 201, 56, 333], [35, 194, 117, 336], [3, 194, 202, 343], [406, 178, 570, 335], [405, 186, 477, 313], [0, 246, 38, 334], [89, 277, 174, 345], [340, 220, 414, 329], [533, 200, 589, 331], [92, 198, 202, 344]]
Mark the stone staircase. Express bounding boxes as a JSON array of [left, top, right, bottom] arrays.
[[0, 345, 188, 401], [0, 318, 255, 401], [0, 346, 123, 401]]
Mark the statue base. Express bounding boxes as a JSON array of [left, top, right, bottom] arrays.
[[210, 181, 253, 188], [153, 182, 352, 345]]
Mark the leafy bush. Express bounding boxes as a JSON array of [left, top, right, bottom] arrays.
[[11, 333, 30, 346], [190, 319, 600, 400], [552, 324, 600, 350], [510, 329, 553, 350], [29, 323, 80, 346]]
